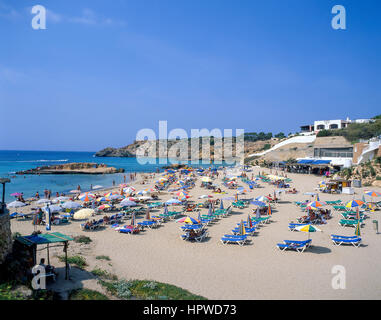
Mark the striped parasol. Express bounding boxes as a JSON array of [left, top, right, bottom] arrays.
[[79, 193, 96, 202], [345, 200, 364, 208]]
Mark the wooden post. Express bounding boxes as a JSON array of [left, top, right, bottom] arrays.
[[47, 243, 50, 265], [64, 242, 68, 280]]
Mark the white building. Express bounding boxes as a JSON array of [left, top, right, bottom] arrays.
[[300, 117, 373, 133]]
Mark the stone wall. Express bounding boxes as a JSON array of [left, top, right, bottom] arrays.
[[0, 212, 12, 264]]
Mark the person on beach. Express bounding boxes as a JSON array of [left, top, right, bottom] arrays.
[[35, 191, 40, 200], [90, 184, 93, 190], [77, 185, 81, 191], [56, 192, 59, 198]]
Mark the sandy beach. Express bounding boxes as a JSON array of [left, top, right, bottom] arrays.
[[9, 168, 381, 300]]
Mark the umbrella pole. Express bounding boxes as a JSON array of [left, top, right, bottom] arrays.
[[47, 243, 50, 266]]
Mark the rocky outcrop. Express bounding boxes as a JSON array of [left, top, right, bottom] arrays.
[[16, 163, 124, 175], [95, 138, 280, 161]]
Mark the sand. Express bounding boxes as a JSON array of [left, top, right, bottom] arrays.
[[9, 168, 381, 300]]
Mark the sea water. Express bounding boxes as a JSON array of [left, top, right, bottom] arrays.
[[0, 150, 228, 202]]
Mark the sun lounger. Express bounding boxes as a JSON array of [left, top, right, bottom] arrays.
[[181, 230, 209, 242], [220, 235, 251, 246], [331, 236, 361, 247], [340, 212, 366, 220], [276, 241, 309, 253], [331, 234, 360, 239], [333, 205, 347, 211], [339, 219, 364, 227], [283, 239, 312, 247]]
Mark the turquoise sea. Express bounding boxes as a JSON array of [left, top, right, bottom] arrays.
[[0, 150, 227, 203]]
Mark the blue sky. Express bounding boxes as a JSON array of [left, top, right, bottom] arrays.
[[0, 0, 380, 151]]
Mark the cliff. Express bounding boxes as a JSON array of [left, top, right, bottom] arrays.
[[95, 138, 281, 161]]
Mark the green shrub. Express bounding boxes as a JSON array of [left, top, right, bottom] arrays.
[[69, 288, 108, 300], [91, 268, 117, 281], [58, 255, 87, 269], [74, 236, 92, 244], [96, 255, 111, 261]]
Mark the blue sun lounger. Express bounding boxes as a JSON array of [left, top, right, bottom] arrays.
[[330, 235, 362, 247], [220, 235, 251, 246], [276, 241, 309, 253], [283, 239, 312, 247]]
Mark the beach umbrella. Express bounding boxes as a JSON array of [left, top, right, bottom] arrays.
[[36, 199, 51, 205], [43, 205, 61, 213], [255, 207, 261, 219], [131, 213, 136, 226], [79, 193, 96, 202], [251, 200, 266, 207], [208, 204, 213, 216], [307, 201, 323, 209], [7, 201, 26, 208], [107, 194, 123, 200], [345, 200, 364, 208], [295, 224, 321, 239], [45, 205, 51, 231], [364, 191, 381, 197], [255, 196, 268, 202], [145, 208, 151, 220], [120, 199, 137, 207], [10, 192, 22, 197], [96, 197, 110, 202], [73, 208, 95, 220], [55, 196, 69, 201], [355, 220, 361, 237], [123, 187, 136, 195], [62, 201, 81, 209], [247, 214, 252, 228], [104, 192, 117, 197], [219, 200, 224, 210], [176, 216, 200, 224], [239, 220, 246, 236], [267, 204, 272, 216], [98, 204, 111, 210], [166, 199, 181, 205]]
